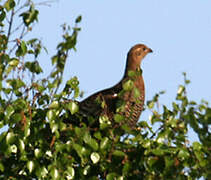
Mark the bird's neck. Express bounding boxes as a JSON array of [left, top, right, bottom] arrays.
[[124, 56, 142, 78], [122, 56, 144, 92]]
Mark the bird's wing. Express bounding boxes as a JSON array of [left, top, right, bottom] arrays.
[[79, 84, 121, 117]]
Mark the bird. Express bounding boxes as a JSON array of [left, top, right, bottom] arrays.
[[79, 44, 152, 129]]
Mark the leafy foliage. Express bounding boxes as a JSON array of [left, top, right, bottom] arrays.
[[0, 1, 210, 179]]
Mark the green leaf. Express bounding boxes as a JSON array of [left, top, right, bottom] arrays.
[[128, 70, 136, 77], [134, 87, 140, 98], [151, 148, 164, 156], [0, 162, 4, 172], [9, 144, 17, 153], [172, 102, 179, 112], [100, 137, 109, 150], [47, 110, 55, 121], [164, 156, 174, 168], [6, 132, 15, 144], [112, 150, 125, 157], [68, 101, 79, 115], [0, 35, 7, 51], [34, 148, 42, 158], [75, 127, 83, 137], [4, 0, 16, 11], [83, 165, 90, 175], [83, 132, 99, 151], [123, 79, 134, 91], [19, 139, 25, 152], [147, 100, 154, 109], [36, 166, 48, 178], [51, 123, 58, 133], [177, 85, 185, 95], [6, 105, 14, 118], [90, 152, 100, 164], [185, 79, 191, 84], [99, 115, 111, 127], [114, 114, 124, 123], [49, 101, 59, 109], [6, 79, 25, 89], [27, 161, 34, 173], [51, 55, 58, 65], [123, 162, 131, 175], [75, 15, 82, 23], [25, 61, 43, 74], [10, 113, 22, 124], [66, 76, 79, 89], [16, 41, 27, 56], [193, 142, 202, 151], [106, 173, 118, 180], [73, 143, 88, 157], [117, 176, 124, 180], [50, 168, 60, 180], [194, 151, 204, 163], [147, 156, 158, 168], [178, 148, 190, 160], [0, 120, 3, 129], [20, 5, 39, 26], [13, 98, 27, 110], [0, 8, 6, 22], [66, 167, 75, 179], [8, 58, 19, 67], [88, 138, 99, 151]]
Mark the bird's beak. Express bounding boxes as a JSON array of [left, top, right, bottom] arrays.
[[148, 48, 153, 53]]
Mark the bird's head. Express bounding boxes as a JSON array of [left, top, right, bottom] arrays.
[[127, 44, 153, 68]]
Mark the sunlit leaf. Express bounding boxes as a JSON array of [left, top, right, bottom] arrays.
[[100, 137, 109, 150], [112, 150, 125, 157], [19, 139, 25, 152], [4, 0, 15, 11], [27, 161, 34, 173], [123, 79, 134, 91], [66, 167, 75, 180], [6, 132, 15, 144], [68, 101, 79, 115], [49, 101, 59, 109], [8, 58, 19, 67], [16, 41, 27, 56], [90, 152, 100, 164], [50, 168, 59, 179], [0, 162, 4, 172]]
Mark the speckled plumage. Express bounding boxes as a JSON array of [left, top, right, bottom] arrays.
[[79, 44, 152, 128]]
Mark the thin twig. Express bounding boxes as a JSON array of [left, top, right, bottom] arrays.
[[6, 9, 15, 52], [8, 43, 17, 55], [53, 50, 69, 95], [14, 1, 31, 14], [17, 0, 21, 5], [8, 24, 33, 55], [150, 125, 164, 139], [34, 0, 55, 7], [11, 22, 24, 35], [15, 0, 54, 15]]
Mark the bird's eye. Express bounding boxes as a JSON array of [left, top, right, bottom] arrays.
[[143, 47, 146, 51], [135, 51, 141, 56]]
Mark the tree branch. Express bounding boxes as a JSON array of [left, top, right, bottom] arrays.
[[6, 9, 15, 50]]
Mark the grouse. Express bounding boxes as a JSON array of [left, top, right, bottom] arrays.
[[79, 44, 152, 128]]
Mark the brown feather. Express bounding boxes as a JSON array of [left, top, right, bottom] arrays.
[[79, 44, 152, 128]]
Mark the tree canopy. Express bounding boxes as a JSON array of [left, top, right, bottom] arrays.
[[0, 1, 210, 179]]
